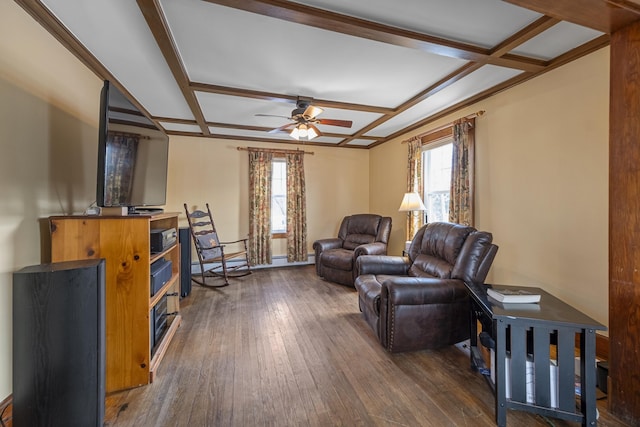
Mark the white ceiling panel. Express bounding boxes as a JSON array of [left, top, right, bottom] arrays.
[[160, 123, 203, 133], [42, 0, 194, 120], [346, 139, 378, 147], [26, 0, 614, 149], [162, 0, 468, 108], [366, 65, 523, 137], [293, 0, 544, 48], [510, 22, 604, 60]]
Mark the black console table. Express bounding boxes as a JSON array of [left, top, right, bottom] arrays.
[[465, 283, 605, 426]]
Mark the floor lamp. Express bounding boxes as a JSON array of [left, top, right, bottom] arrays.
[[398, 192, 427, 251]]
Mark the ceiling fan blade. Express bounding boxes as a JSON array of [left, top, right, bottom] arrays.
[[303, 105, 323, 119], [256, 113, 292, 120], [317, 118, 353, 128], [268, 123, 295, 134]]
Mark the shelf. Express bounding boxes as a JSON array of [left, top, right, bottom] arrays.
[[150, 244, 176, 264], [150, 273, 179, 309], [470, 346, 496, 392], [49, 213, 181, 392]]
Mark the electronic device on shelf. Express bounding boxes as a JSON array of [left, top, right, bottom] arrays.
[[150, 295, 168, 356], [150, 258, 172, 297], [150, 228, 177, 253]]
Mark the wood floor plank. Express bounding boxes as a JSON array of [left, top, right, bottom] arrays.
[[104, 265, 629, 427]]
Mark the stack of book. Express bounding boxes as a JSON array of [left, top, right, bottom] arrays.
[[487, 287, 541, 304]]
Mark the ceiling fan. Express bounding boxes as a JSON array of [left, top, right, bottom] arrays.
[[256, 98, 353, 140]]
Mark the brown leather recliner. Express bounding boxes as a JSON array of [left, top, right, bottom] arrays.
[[354, 222, 498, 352], [313, 214, 392, 287]]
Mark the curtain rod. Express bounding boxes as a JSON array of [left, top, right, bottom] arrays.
[[237, 146, 314, 155], [402, 110, 485, 143]]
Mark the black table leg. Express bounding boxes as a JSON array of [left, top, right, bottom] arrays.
[[581, 329, 598, 426], [495, 319, 507, 427]]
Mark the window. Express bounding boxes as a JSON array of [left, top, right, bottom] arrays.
[[271, 159, 287, 235], [422, 142, 452, 223]]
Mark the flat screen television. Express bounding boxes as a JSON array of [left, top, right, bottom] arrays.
[[96, 80, 169, 213]]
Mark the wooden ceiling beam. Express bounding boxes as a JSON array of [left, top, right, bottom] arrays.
[[203, 0, 545, 71], [337, 15, 563, 147], [190, 82, 394, 114], [339, 62, 483, 146], [13, 0, 168, 129], [15, 0, 620, 150], [137, 0, 211, 135], [489, 15, 560, 57], [608, 0, 640, 16]]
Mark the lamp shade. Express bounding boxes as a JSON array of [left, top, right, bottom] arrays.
[[307, 125, 319, 140], [290, 126, 301, 140], [398, 192, 426, 212]]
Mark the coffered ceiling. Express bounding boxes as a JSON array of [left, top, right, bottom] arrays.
[[15, 0, 640, 148]]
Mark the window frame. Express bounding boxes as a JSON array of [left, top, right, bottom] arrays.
[[421, 138, 453, 223], [271, 157, 287, 238]]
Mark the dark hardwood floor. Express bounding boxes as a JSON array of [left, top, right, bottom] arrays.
[[104, 265, 628, 427]]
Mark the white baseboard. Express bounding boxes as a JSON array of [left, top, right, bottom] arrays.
[[191, 254, 315, 274]]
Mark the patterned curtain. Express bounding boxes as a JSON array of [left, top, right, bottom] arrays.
[[104, 132, 139, 205], [406, 136, 424, 240], [285, 152, 307, 262], [449, 118, 475, 226], [248, 150, 273, 265]]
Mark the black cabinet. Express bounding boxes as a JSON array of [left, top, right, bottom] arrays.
[[13, 259, 106, 427], [179, 227, 192, 297]]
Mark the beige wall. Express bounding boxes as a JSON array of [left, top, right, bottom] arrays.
[[370, 47, 610, 328], [165, 137, 370, 256], [1, 0, 610, 404], [0, 0, 370, 400], [0, 1, 102, 401], [368, 135, 409, 252]]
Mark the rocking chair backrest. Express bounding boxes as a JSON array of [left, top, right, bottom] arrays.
[[184, 203, 222, 262], [184, 202, 251, 287]]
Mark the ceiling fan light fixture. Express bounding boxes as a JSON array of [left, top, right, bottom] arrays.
[[264, 99, 345, 140], [291, 123, 316, 140], [307, 125, 319, 140], [290, 126, 301, 140], [298, 124, 308, 138]]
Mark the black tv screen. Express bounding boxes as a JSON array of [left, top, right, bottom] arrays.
[[96, 80, 169, 210]]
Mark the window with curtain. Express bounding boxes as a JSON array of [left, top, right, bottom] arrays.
[[407, 115, 476, 228], [285, 151, 307, 262], [248, 150, 273, 265], [422, 142, 452, 223], [247, 148, 307, 265], [449, 118, 475, 226]]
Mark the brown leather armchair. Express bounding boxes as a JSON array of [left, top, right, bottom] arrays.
[[354, 222, 498, 352], [313, 214, 392, 287]]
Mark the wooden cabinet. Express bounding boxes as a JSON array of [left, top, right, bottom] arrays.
[[49, 213, 182, 393]]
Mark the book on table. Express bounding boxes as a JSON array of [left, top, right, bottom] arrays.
[[486, 287, 541, 303], [493, 301, 541, 311]]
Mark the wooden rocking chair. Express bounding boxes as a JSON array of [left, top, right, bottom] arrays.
[[184, 203, 252, 287]]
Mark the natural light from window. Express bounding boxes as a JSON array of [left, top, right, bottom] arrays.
[[423, 143, 452, 223], [271, 159, 287, 234]]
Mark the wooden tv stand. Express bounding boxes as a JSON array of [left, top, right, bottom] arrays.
[[49, 212, 182, 392]]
